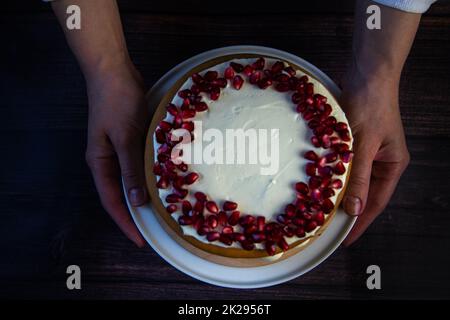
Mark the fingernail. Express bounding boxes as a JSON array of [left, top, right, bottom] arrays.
[[344, 196, 362, 216], [129, 187, 148, 206]]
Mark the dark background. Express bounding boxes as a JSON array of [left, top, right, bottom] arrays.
[[1, 0, 450, 299]]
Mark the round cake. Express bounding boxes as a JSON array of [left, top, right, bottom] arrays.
[[145, 54, 353, 260]]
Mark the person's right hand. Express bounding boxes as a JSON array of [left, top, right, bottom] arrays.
[[84, 60, 149, 247], [339, 67, 410, 246]]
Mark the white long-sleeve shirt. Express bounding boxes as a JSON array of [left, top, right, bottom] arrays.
[[373, 0, 437, 13]]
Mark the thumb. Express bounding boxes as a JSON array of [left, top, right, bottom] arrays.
[[343, 139, 374, 216], [116, 135, 149, 207]]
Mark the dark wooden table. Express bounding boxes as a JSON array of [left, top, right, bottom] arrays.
[[1, 0, 450, 299]]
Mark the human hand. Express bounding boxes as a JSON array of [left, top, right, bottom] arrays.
[[85, 60, 149, 247], [339, 68, 410, 246]]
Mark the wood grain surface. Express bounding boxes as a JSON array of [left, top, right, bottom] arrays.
[[0, 0, 449, 299]]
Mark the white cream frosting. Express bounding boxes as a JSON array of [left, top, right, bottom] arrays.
[[154, 57, 353, 251]]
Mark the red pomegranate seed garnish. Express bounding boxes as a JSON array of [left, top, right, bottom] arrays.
[[232, 232, 246, 242], [276, 214, 290, 225], [181, 121, 194, 132], [175, 188, 188, 200], [207, 215, 218, 228], [309, 176, 322, 189], [181, 200, 192, 215], [178, 216, 193, 226], [155, 129, 166, 144], [223, 201, 238, 211], [311, 136, 321, 147], [239, 215, 255, 226], [251, 232, 266, 243], [204, 70, 218, 81], [305, 162, 317, 176], [314, 212, 325, 226], [278, 238, 289, 251], [205, 201, 219, 214], [209, 87, 220, 101], [219, 234, 233, 246], [212, 78, 227, 88], [166, 194, 181, 203], [284, 204, 296, 218], [257, 78, 273, 89], [295, 227, 306, 237], [325, 152, 338, 163], [156, 176, 169, 189], [153, 162, 163, 175], [194, 101, 208, 112], [318, 165, 333, 177], [242, 65, 254, 77], [306, 83, 314, 95], [249, 71, 262, 84], [334, 161, 346, 175], [178, 89, 192, 99], [275, 82, 290, 92], [244, 225, 258, 235], [252, 57, 265, 70], [166, 103, 178, 116], [228, 211, 240, 226], [297, 102, 307, 113], [322, 188, 335, 199], [331, 179, 343, 189], [232, 75, 244, 90], [224, 66, 235, 79], [256, 216, 265, 231], [311, 188, 322, 202], [295, 182, 309, 194], [177, 162, 188, 172], [206, 231, 220, 242], [218, 211, 228, 225], [304, 150, 318, 161], [230, 62, 244, 73], [265, 241, 277, 256], [191, 73, 204, 84], [302, 212, 313, 220], [222, 226, 233, 234], [284, 66, 296, 77], [240, 240, 255, 251], [305, 221, 318, 233], [158, 121, 172, 132], [181, 109, 196, 119], [322, 198, 334, 214], [292, 92, 302, 104], [284, 226, 295, 238], [271, 61, 285, 74], [194, 192, 207, 202], [339, 130, 351, 142], [197, 226, 209, 236], [184, 172, 199, 185], [193, 201, 204, 215], [341, 150, 353, 163], [296, 201, 307, 213], [293, 217, 305, 226], [166, 204, 177, 214]]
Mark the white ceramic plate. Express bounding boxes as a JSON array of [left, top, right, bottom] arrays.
[[124, 45, 357, 289]]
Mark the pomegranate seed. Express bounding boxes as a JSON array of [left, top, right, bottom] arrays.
[[257, 78, 272, 89], [306, 83, 314, 95], [178, 89, 192, 99], [311, 189, 322, 202], [339, 130, 351, 142], [284, 226, 295, 237], [184, 172, 199, 185], [315, 212, 325, 226], [159, 121, 172, 132], [278, 238, 289, 251], [302, 212, 313, 220], [223, 201, 238, 211], [311, 136, 321, 147], [230, 62, 244, 73], [318, 165, 333, 177], [322, 188, 335, 199], [309, 176, 322, 189], [251, 232, 266, 243], [209, 88, 220, 100], [293, 217, 305, 226], [232, 75, 244, 90], [175, 187, 188, 200], [295, 227, 306, 237], [206, 201, 219, 213], [334, 143, 350, 154], [297, 102, 308, 113], [157, 153, 169, 163], [304, 150, 318, 161], [232, 232, 246, 242], [178, 216, 193, 226], [181, 109, 196, 119], [222, 226, 233, 234], [292, 92, 303, 104], [194, 101, 208, 112], [325, 152, 338, 163], [153, 162, 163, 175], [206, 231, 220, 242], [265, 241, 276, 256], [181, 121, 194, 132], [212, 78, 227, 88], [240, 240, 255, 251], [166, 103, 178, 116], [166, 204, 177, 214], [181, 200, 192, 215], [271, 61, 285, 74], [219, 234, 233, 246], [305, 221, 318, 232], [193, 201, 204, 215], [218, 211, 228, 225], [245, 225, 257, 235], [322, 198, 334, 214], [296, 201, 307, 213], [331, 179, 343, 189], [155, 129, 166, 144], [321, 134, 331, 148], [173, 175, 184, 190], [224, 66, 235, 79], [284, 66, 296, 76], [204, 70, 218, 81], [303, 111, 315, 121], [172, 114, 183, 128], [242, 65, 254, 77], [341, 150, 353, 163], [295, 182, 309, 194], [194, 192, 207, 202], [252, 57, 265, 70], [228, 211, 240, 225], [166, 194, 181, 203], [191, 73, 204, 84], [256, 216, 265, 231], [197, 226, 209, 236], [277, 214, 290, 225], [239, 215, 255, 226], [285, 204, 296, 217], [275, 82, 290, 92], [177, 162, 188, 172], [156, 176, 169, 189], [207, 215, 218, 228], [249, 71, 262, 84], [335, 122, 348, 132], [334, 161, 346, 175], [306, 162, 317, 176]]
